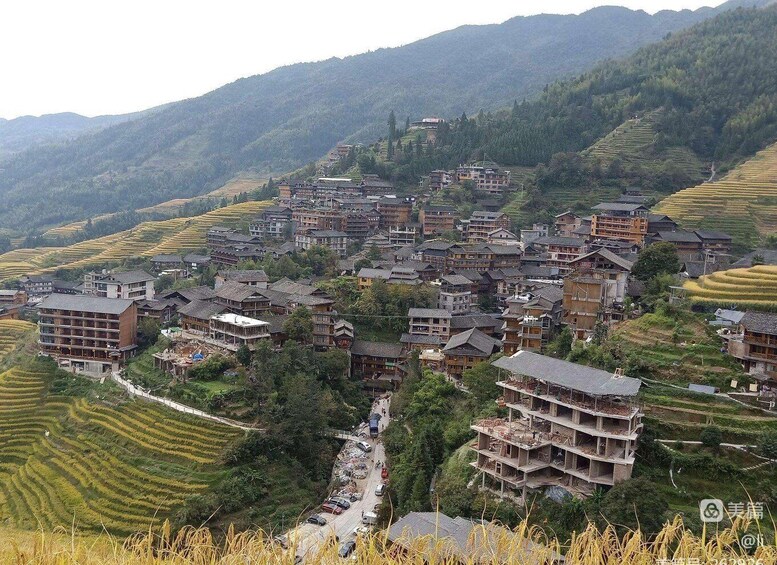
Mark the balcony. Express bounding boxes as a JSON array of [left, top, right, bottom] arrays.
[[471, 417, 551, 449]]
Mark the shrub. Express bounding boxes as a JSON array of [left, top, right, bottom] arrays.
[[700, 426, 722, 449]]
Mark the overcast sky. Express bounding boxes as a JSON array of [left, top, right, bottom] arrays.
[[1, 0, 726, 120]]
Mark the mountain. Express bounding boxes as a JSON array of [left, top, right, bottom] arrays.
[[0, 111, 141, 159], [0, 1, 764, 232]]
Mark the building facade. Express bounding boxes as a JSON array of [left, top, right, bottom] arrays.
[[471, 352, 642, 500]]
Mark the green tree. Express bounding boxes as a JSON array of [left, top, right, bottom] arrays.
[[632, 242, 681, 281], [388, 110, 397, 140], [462, 360, 501, 405], [759, 429, 777, 459], [700, 425, 722, 450], [137, 317, 161, 348], [598, 477, 669, 537], [236, 344, 252, 367], [283, 306, 314, 344], [547, 327, 573, 359]]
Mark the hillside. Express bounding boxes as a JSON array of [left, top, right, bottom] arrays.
[[654, 141, 777, 247], [0, 112, 142, 161], [0, 2, 761, 232], [0, 200, 270, 282], [0, 322, 241, 535]]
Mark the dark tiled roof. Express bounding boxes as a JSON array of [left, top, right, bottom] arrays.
[[218, 269, 269, 283], [532, 236, 585, 247], [400, 333, 444, 345], [694, 230, 732, 241], [493, 351, 641, 397], [741, 311, 777, 335], [731, 249, 777, 268], [39, 294, 134, 315], [408, 308, 452, 319], [571, 248, 634, 271], [450, 314, 502, 330], [178, 299, 227, 320], [107, 270, 155, 284], [215, 281, 266, 302], [443, 328, 501, 355], [351, 339, 404, 358], [654, 230, 701, 244], [592, 203, 647, 212]]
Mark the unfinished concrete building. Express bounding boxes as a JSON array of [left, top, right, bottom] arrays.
[[471, 351, 642, 500]]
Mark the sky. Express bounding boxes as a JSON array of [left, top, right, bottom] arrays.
[[0, 0, 727, 120]]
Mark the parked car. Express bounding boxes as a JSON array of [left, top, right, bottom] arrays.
[[375, 483, 386, 496], [327, 496, 351, 509], [321, 502, 343, 515], [306, 514, 327, 526], [356, 441, 372, 453], [338, 540, 356, 559]]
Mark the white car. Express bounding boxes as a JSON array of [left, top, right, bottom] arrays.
[[356, 441, 372, 453]]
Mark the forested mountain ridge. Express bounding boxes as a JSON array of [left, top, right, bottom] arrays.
[[355, 5, 777, 242], [0, 111, 147, 160], [0, 1, 762, 232]]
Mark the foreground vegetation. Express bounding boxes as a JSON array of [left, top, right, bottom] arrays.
[[3, 516, 776, 564]]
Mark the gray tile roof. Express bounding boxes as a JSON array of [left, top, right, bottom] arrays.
[[493, 351, 641, 397], [400, 333, 444, 345], [408, 308, 452, 319], [351, 339, 404, 358], [215, 281, 266, 302], [694, 229, 732, 241], [39, 294, 135, 315], [443, 328, 501, 356], [449, 314, 502, 330], [741, 311, 777, 335], [532, 236, 585, 247], [592, 203, 647, 212], [269, 279, 319, 296], [570, 248, 634, 271], [441, 274, 473, 286], [217, 269, 269, 283], [107, 270, 155, 284], [654, 230, 701, 244], [178, 299, 227, 320], [387, 512, 559, 564]]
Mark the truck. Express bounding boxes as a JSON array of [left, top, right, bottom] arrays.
[[369, 414, 380, 438], [362, 511, 378, 525]]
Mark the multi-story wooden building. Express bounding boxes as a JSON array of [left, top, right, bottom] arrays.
[[590, 203, 649, 246], [428, 169, 453, 192], [350, 339, 404, 381], [466, 211, 510, 243], [562, 249, 633, 340], [456, 163, 511, 196], [376, 198, 412, 228], [554, 212, 581, 238], [294, 229, 349, 257], [726, 312, 777, 378], [214, 281, 271, 318], [502, 285, 563, 355], [529, 236, 586, 275], [442, 328, 501, 380], [472, 352, 642, 500], [419, 205, 458, 236], [249, 206, 293, 240], [209, 313, 270, 350], [38, 294, 138, 374]]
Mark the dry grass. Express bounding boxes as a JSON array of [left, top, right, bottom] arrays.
[[2, 515, 775, 564]]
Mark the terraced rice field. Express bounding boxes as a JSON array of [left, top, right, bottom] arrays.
[[655, 142, 777, 245], [0, 320, 36, 360], [584, 114, 658, 164], [0, 366, 242, 535], [684, 264, 777, 308], [0, 200, 271, 282]]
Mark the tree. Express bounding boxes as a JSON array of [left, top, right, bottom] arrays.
[[759, 429, 777, 459], [388, 111, 397, 140], [598, 477, 669, 537], [700, 425, 722, 450], [283, 306, 314, 344], [137, 317, 161, 348], [632, 242, 681, 281], [462, 360, 501, 405], [236, 344, 252, 367], [547, 327, 573, 359], [366, 244, 382, 261]]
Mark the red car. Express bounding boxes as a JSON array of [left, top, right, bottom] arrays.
[[321, 502, 343, 515], [381, 467, 388, 480]]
